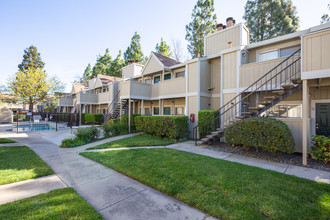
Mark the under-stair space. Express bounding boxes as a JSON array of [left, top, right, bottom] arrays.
[[194, 49, 302, 145]]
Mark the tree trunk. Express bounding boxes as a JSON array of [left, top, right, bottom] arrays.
[[29, 103, 33, 111]]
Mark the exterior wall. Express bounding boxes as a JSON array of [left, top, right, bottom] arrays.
[[152, 77, 186, 98], [210, 58, 221, 95], [278, 118, 303, 153], [240, 57, 287, 88], [77, 93, 97, 104], [58, 97, 73, 106], [143, 55, 163, 75], [205, 25, 241, 56], [223, 93, 236, 105], [200, 97, 210, 110], [211, 97, 220, 109], [98, 91, 110, 103], [223, 52, 237, 89], [122, 63, 143, 79], [303, 30, 330, 72], [200, 60, 211, 94], [188, 62, 198, 93]]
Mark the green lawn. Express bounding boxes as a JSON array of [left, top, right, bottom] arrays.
[[81, 148, 330, 219], [0, 146, 54, 185], [86, 134, 176, 150], [0, 188, 103, 219], [0, 138, 17, 143]]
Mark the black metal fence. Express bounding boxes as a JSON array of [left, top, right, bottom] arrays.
[[13, 111, 79, 133]]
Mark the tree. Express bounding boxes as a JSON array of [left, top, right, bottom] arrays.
[[124, 32, 146, 64], [92, 49, 113, 77], [243, 0, 299, 43], [155, 38, 173, 57], [185, 0, 217, 58], [10, 68, 50, 111], [171, 39, 184, 62], [82, 63, 92, 83], [108, 50, 125, 77], [321, 3, 330, 24], [18, 45, 45, 72]]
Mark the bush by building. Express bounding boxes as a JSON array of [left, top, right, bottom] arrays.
[[310, 135, 330, 164], [198, 110, 219, 137], [135, 116, 189, 139], [224, 117, 295, 153], [84, 113, 104, 125], [60, 126, 100, 148]]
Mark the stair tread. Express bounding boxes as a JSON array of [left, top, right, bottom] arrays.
[[264, 96, 276, 99], [282, 84, 295, 90], [241, 112, 253, 115]]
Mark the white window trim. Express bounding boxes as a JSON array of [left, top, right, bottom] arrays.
[[174, 106, 185, 116], [258, 49, 279, 62], [175, 71, 185, 78]]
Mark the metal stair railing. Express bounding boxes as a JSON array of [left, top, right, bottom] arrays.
[[193, 49, 301, 145], [104, 90, 120, 122]]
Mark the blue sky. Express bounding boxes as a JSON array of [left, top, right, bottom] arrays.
[[0, 0, 328, 92]]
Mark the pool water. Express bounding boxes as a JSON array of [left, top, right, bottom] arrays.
[[12, 123, 56, 132]]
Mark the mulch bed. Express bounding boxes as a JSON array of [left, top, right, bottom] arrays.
[[208, 142, 330, 172]]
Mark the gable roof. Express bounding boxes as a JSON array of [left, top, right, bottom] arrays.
[[72, 84, 88, 93], [152, 52, 181, 67], [97, 74, 120, 85]]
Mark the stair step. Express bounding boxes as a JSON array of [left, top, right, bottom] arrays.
[[282, 84, 295, 90], [201, 138, 209, 143], [234, 116, 245, 120], [258, 102, 268, 106], [241, 112, 253, 115], [291, 78, 302, 84], [216, 128, 224, 131], [264, 96, 276, 100], [249, 107, 261, 111], [206, 134, 216, 139], [272, 90, 285, 96]]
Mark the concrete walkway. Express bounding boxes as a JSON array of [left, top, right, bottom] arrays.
[[0, 175, 67, 205], [3, 133, 215, 220]]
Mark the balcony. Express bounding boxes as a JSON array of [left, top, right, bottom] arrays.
[[119, 77, 186, 100], [58, 97, 73, 106], [76, 92, 97, 104], [98, 92, 110, 103]]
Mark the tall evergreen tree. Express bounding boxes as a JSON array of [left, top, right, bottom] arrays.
[[124, 32, 146, 63], [185, 0, 217, 58], [321, 3, 330, 24], [82, 63, 92, 83], [92, 49, 113, 77], [155, 38, 173, 57], [243, 0, 299, 43], [108, 50, 125, 77], [18, 45, 45, 72]]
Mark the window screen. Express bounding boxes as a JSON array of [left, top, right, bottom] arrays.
[[163, 107, 171, 115], [280, 46, 300, 57], [154, 76, 161, 84], [175, 71, 185, 78], [153, 107, 159, 115], [259, 50, 279, 62], [164, 73, 171, 80]]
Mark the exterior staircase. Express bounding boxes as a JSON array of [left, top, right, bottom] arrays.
[[104, 90, 128, 122], [194, 49, 302, 145]]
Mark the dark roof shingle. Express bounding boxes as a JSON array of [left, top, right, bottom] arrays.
[[152, 52, 181, 67]]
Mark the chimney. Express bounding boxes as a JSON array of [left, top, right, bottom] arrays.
[[226, 17, 234, 28], [128, 61, 132, 65], [223, 25, 227, 29], [217, 23, 223, 31], [197, 52, 201, 58], [228, 42, 232, 48], [135, 60, 139, 63]]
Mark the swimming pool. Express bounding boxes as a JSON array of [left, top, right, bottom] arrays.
[[12, 123, 56, 132]]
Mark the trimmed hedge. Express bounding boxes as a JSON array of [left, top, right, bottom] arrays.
[[84, 114, 104, 125], [224, 117, 295, 153], [135, 116, 189, 139], [121, 114, 140, 133], [198, 110, 219, 137]]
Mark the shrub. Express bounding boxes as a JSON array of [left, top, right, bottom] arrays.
[[60, 138, 85, 148], [121, 114, 140, 133], [198, 110, 219, 137], [135, 116, 189, 139], [224, 117, 295, 153], [310, 135, 330, 164], [102, 120, 121, 137], [84, 114, 104, 125], [75, 126, 100, 142]]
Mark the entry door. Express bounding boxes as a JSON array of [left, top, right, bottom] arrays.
[[316, 103, 330, 136]]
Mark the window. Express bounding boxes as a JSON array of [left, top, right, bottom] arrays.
[[144, 108, 151, 115], [103, 88, 106, 93], [154, 76, 161, 84], [164, 73, 171, 81], [175, 71, 185, 78], [163, 107, 171, 115], [280, 45, 300, 57], [175, 107, 184, 115], [259, 50, 279, 62], [261, 104, 302, 118], [145, 78, 151, 84], [153, 107, 159, 115]]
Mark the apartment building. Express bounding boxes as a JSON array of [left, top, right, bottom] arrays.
[[58, 18, 330, 164]]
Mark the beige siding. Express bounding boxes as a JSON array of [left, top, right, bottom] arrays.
[[98, 92, 110, 103], [223, 52, 237, 89], [278, 119, 303, 152], [240, 57, 287, 87], [152, 77, 186, 98], [200, 60, 211, 94], [131, 81, 151, 98], [210, 58, 221, 94], [303, 30, 330, 72], [200, 97, 211, 110], [119, 81, 131, 97], [58, 97, 73, 106], [122, 64, 135, 78], [188, 62, 198, 93], [211, 97, 220, 109], [310, 86, 330, 99], [77, 93, 97, 103], [205, 26, 240, 56], [143, 55, 163, 75], [223, 93, 236, 105]]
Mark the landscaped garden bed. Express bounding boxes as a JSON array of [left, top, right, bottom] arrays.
[[86, 134, 176, 150], [209, 142, 330, 171], [81, 148, 330, 219], [0, 188, 103, 219], [0, 146, 54, 185]]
